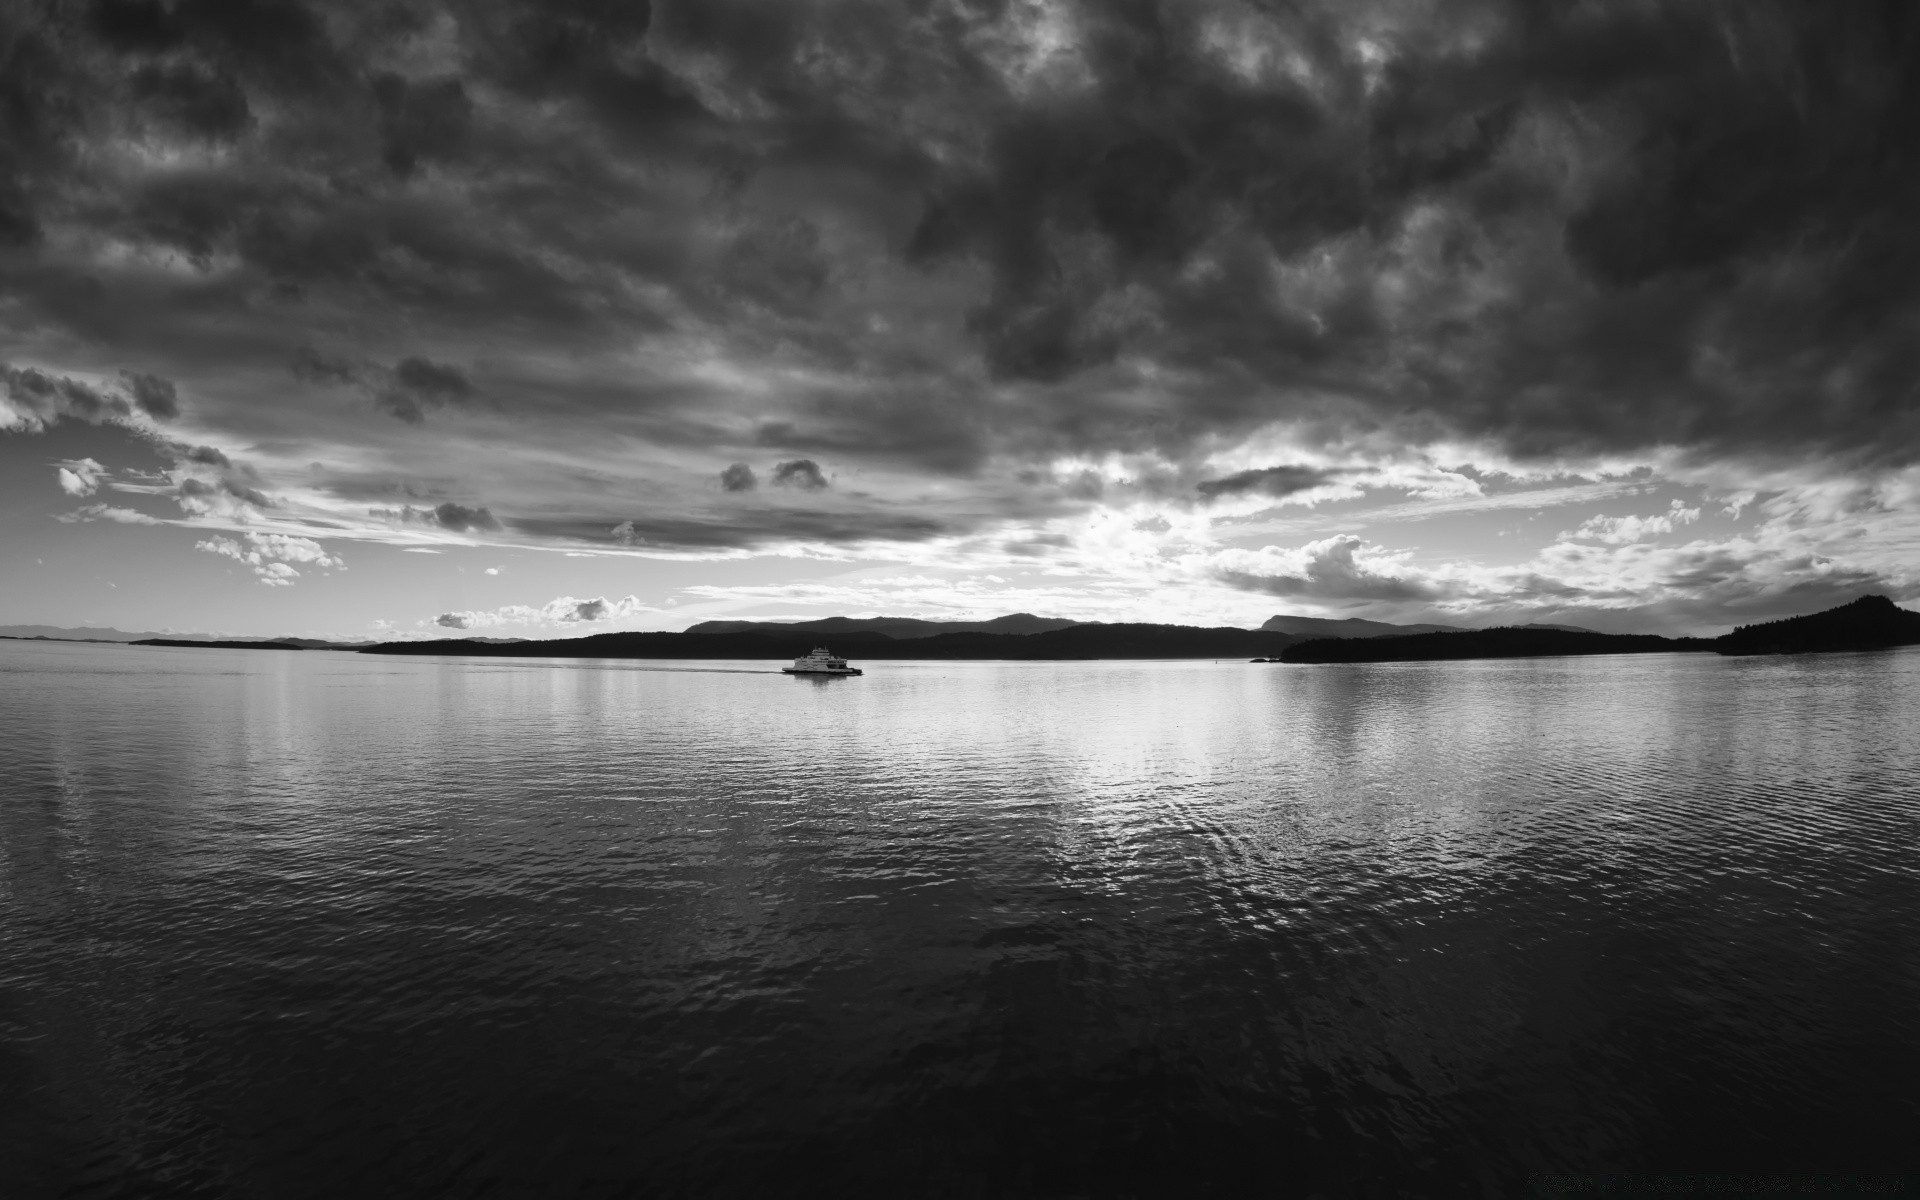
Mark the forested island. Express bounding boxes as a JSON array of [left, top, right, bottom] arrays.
[[1714, 595, 1920, 655]]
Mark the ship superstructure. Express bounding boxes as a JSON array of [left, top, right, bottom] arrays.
[[781, 647, 863, 676]]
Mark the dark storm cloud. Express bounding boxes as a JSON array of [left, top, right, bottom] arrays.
[[3, 362, 180, 429], [290, 347, 359, 388], [368, 501, 501, 532], [3, 364, 133, 426], [130, 59, 251, 140], [123, 372, 180, 419], [1196, 465, 1343, 501], [170, 442, 230, 468], [8, 0, 1920, 553], [719, 463, 757, 492], [378, 358, 475, 424], [291, 349, 477, 423], [176, 475, 273, 510], [426, 502, 500, 532], [372, 73, 473, 177], [771, 459, 829, 491]]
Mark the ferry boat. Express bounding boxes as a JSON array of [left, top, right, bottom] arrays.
[[781, 647, 863, 676]]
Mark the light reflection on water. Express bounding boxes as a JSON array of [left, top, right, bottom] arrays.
[[3, 640, 1919, 1196]]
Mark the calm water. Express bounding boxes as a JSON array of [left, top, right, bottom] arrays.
[[3, 640, 1919, 1197]]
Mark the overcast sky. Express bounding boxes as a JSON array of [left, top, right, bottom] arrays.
[[4, 0, 1918, 639]]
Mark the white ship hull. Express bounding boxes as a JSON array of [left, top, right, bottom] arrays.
[[782, 647, 863, 676]]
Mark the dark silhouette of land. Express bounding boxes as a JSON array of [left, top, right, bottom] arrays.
[[1260, 614, 1465, 637], [362, 623, 1303, 661], [1, 625, 192, 643], [1278, 595, 1918, 663], [682, 613, 1079, 638], [133, 639, 309, 651], [27, 597, 1913, 664], [1, 626, 369, 648], [1262, 614, 1601, 638], [1280, 628, 1710, 663], [1714, 595, 1920, 655]]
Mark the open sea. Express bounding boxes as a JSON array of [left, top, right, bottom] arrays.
[[3, 639, 1918, 1197]]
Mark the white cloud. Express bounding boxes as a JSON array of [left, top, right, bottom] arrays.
[[431, 594, 655, 630], [1211, 535, 1443, 602], [1563, 500, 1701, 545], [56, 503, 163, 525], [484, 566, 500, 575], [196, 532, 346, 587], [56, 458, 107, 496]]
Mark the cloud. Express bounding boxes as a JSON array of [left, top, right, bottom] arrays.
[[1563, 501, 1703, 545], [377, 358, 475, 424], [428, 502, 499, 532], [1196, 465, 1343, 501], [3, 364, 183, 431], [4, 365, 131, 430], [56, 458, 107, 496], [291, 347, 359, 388], [771, 459, 829, 491], [170, 443, 231, 468], [174, 476, 273, 517], [293, 350, 478, 423], [373, 502, 503, 534], [8, 1, 1920, 497], [55, 503, 162, 525], [720, 463, 757, 492], [123, 372, 180, 420], [431, 594, 655, 630], [195, 533, 346, 586], [484, 566, 500, 575], [1214, 536, 1445, 603]]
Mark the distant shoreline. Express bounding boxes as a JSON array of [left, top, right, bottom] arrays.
[[10, 596, 1916, 664]]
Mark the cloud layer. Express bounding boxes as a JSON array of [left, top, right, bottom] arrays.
[[4, 1, 1920, 628]]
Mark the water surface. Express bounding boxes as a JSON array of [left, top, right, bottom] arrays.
[[3, 640, 1918, 1196]]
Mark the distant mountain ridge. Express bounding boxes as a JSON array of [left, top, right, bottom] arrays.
[[682, 613, 1081, 639], [0, 625, 377, 648], [1260, 614, 1598, 637], [1, 624, 178, 642], [134, 639, 308, 651], [1261, 614, 1465, 637]]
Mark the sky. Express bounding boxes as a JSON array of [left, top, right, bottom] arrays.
[[4, 0, 1919, 640]]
